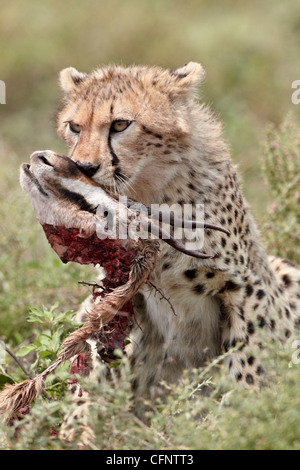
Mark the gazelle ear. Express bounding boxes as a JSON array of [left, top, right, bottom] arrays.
[[170, 62, 205, 95], [59, 67, 87, 93]]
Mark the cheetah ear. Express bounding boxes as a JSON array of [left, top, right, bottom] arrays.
[[59, 67, 88, 94], [170, 62, 205, 95]]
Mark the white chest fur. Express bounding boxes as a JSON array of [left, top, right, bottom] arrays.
[[140, 282, 221, 367]]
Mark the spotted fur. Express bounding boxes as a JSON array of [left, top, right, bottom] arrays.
[[53, 63, 300, 411]]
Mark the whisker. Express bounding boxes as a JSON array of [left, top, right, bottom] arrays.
[[116, 173, 136, 195]]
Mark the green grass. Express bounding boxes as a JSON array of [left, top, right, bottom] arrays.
[[261, 117, 300, 263], [1, 337, 300, 450], [1, 0, 300, 450]]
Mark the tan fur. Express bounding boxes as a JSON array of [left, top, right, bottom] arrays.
[[26, 63, 300, 413]]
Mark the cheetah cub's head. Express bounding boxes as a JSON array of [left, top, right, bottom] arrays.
[[56, 62, 205, 204]]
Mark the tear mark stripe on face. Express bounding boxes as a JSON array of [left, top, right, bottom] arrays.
[[108, 133, 119, 167], [108, 132, 123, 179], [69, 140, 79, 160]]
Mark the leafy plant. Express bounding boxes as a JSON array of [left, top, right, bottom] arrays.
[[1, 303, 81, 401], [18, 303, 78, 357]]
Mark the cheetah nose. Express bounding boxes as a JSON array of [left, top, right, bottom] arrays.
[[75, 161, 100, 177]]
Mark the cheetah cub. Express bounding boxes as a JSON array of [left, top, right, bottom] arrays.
[[55, 62, 300, 404]]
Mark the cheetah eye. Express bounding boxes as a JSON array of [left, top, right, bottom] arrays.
[[68, 121, 82, 134], [111, 120, 132, 133]]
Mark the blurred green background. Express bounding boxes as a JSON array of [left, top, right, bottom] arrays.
[[1, 0, 300, 204], [0, 0, 299, 339]]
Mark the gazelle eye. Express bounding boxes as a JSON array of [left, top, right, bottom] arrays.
[[69, 121, 81, 134], [111, 120, 131, 133]]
